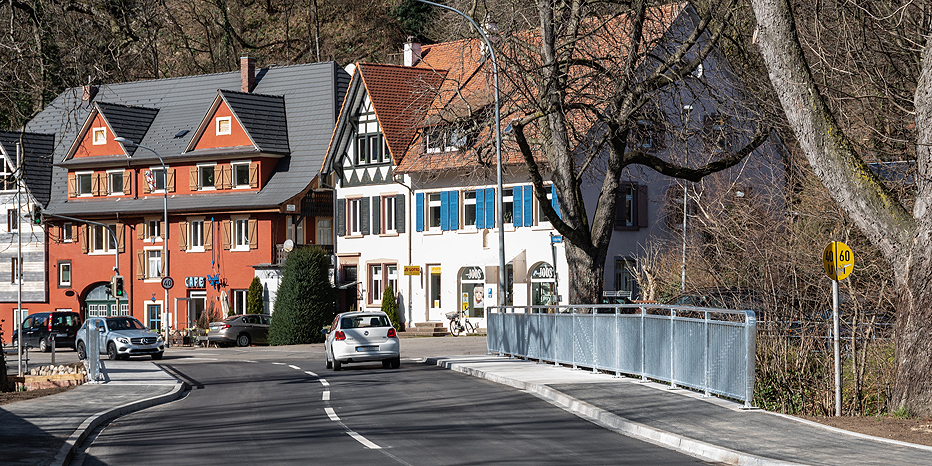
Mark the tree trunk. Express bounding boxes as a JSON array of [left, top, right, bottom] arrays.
[[564, 241, 605, 305], [751, 0, 932, 416]]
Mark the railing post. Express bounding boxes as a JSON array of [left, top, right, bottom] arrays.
[[592, 306, 597, 373], [744, 310, 757, 408], [704, 310, 710, 397], [615, 306, 620, 377], [640, 306, 646, 381], [670, 308, 676, 389]]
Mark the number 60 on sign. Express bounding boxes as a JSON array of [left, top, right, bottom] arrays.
[[822, 241, 854, 281]]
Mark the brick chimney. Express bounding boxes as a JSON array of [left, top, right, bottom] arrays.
[[241, 56, 256, 92], [404, 38, 421, 67]]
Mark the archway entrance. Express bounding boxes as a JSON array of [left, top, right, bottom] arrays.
[[83, 282, 128, 319]]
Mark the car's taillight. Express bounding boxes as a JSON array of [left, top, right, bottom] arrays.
[[335, 330, 346, 341], [387, 328, 397, 338], [221, 324, 231, 329], [48, 319, 53, 332]]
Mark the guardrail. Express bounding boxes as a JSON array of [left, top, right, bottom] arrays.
[[485, 304, 757, 407]]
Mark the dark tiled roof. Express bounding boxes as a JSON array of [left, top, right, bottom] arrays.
[[96, 102, 159, 157], [24, 62, 350, 216], [219, 90, 290, 155], [0, 131, 55, 206]]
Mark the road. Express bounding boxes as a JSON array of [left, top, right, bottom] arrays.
[[73, 339, 704, 465]]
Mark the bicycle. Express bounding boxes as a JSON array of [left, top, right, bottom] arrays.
[[446, 310, 476, 337]]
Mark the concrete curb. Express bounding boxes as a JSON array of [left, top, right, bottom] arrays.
[[427, 357, 804, 466], [52, 382, 188, 466]]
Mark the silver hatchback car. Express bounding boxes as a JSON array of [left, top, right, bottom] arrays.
[[324, 311, 400, 370]]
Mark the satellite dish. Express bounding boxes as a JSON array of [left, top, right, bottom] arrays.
[[283, 239, 294, 252]]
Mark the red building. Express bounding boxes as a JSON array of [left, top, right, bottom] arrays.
[[3, 58, 349, 335]]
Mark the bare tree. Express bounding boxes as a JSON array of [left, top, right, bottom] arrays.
[[750, 0, 932, 416]]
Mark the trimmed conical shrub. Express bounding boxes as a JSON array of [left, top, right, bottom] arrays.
[[268, 247, 336, 345], [247, 276, 264, 314], [381, 285, 399, 330]]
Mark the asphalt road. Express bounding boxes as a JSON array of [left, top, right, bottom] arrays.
[[73, 340, 706, 465]]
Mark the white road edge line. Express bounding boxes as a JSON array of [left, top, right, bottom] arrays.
[[347, 431, 382, 450], [305, 371, 318, 377], [319, 379, 330, 387], [325, 407, 340, 421], [323, 391, 330, 401], [272, 362, 286, 365], [289, 365, 302, 370]]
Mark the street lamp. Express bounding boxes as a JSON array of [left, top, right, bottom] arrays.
[[115, 137, 170, 344], [414, 0, 507, 306]]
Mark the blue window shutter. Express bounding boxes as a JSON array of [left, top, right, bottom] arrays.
[[551, 184, 561, 219], [416, 192, 424, 232], [449, 191, 459, 229], [440, 191, 450, 231], [476, 189, 485, 229], [524, 185, 534, 226], [485, 187, 495, 228], [513, 186, 523, 228]]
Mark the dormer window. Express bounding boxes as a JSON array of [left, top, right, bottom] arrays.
[[198, 164, 216, 189], [425, 126, 468, 153], [77, 172, 93, 196], [92, 127, 107, 145], [233, 161, 251, 188], [216, 117, 232, 135]]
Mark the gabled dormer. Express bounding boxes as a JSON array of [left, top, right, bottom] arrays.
[[323, 63, 446, 187], [64, 102, 159, 161], [185, 89, 289, 156], [0, 131, 55, 205]]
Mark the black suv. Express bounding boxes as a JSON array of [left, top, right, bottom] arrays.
[[10, 311, 82, 352]]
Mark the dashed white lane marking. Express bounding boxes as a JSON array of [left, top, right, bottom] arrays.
[[305, 371, 318, 377], [241, 360, 258, 363], [323, 391, 330, 401], [319, 379, 330, 387], [347, 431, 382, 450], [272, 362, 286, 365], [325, 407, 340, 421], [288, 364, 302, 370]]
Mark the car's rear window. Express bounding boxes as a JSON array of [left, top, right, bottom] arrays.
[[340, 315, 390, 329], [52, 314, 80, 328]]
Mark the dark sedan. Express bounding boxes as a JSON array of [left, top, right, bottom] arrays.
[[208, 314, 270, 347]]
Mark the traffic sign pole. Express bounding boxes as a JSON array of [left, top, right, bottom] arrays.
[[823, 241, 853, 417]]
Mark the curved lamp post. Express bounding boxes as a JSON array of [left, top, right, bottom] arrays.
[[414, 0, 507, 306], [115, 137, 170, 344]]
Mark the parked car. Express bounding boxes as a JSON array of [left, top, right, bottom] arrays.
[[10, 311, 82, 352], [208, 314, 271, 347], [76, 316, 165, 360], [323, 311, 400, 371]]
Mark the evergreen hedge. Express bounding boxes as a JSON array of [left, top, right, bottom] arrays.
[[381, 285, 400, 330], [268, 246, 335, 345]]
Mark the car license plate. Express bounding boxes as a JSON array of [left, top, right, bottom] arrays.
[[56, 333, 68, 337], [355, 345, 378, 352]]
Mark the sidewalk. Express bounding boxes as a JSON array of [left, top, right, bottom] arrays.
[[428, 355, 932, 466], [0, 359, 184, 466]]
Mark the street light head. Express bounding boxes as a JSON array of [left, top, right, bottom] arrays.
[[114, 136, 135, 146]]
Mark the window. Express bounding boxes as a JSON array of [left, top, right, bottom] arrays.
[[703, 114, 732, 152], [354, 96, 386, 165], [216, 117, 232, 135], [58, 261, 72, 288], [147, 249, 163, 278], [691, 63, 703, 78], [615, 182, 648, 231], [148, 304, 162, 331], [370, 264, 383, 303], [190, 220, 204, 249], [233, 162, 250, 187], [148, 168, 166, 192], [317, 219, 333, 245], [234, 218, 249, 249], [10, 257, 18, 284], [460, 266, 485, 317], [198, 164, 216, 189], [7, 209, 18, 231], [425, 126, 467, 153], [108, 170, 124, 195], [286, 216, 304, 243], [428, 193, 442, 230], [63, 223, 73, 242], [91, 224, 117, 253], [77, 172, 93, 196], [502, 188, 514, 225], [614, 258, 638, 299], [348, 198, 361, 235], [536, 185, 556, 224], [632, 120, 664, 151], [92, 127, 107, 145], [387, 265, 398, 294], [382, 196, 396, 234], [0, 158, 16, 191], [148, 220, 162, 240], [463, 191, 477, 227], [233, 289, 248, 314], [530, 262, 557, 306], [416, 191, 459, 232]]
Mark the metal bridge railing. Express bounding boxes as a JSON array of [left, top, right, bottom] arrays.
[[485, 304, 757, 407]]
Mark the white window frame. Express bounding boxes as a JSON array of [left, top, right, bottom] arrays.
[[0, 158, 16, 191], [107, 169, 124, 195], [502, 188, 514, 226], [63, 222, 73, 242], [148, 167, 167, 193], [233, 289, 247, 314], [59, 261, 72, 287], [92, 127, 107, 145], [198, 163, 216, 190], [347, 198, 362, 236], [463, 191, 477, 228], [148, 219, 162, 242], [317, 218, 333, 245], [286, 216, 305, 243], [7, 208, 18, 232], [232, 217, 250, 251], [382, 196, 396, 234], [90, 224, 117, 255], [232, 161, 251, 188], [536, 184, 554, 226], [77, 171, 93, 197], [370, 264, 383, 304], [189, 218, 205, 251], [216, 116, 232, 135], [145, 247, 163, 279], [387, 264, 398, 294], [427, 193, 442, 231], [11, 257, 19, 284]]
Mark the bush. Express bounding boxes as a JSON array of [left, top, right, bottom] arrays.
[[381, 285, 399, 330], [268, 247, 335, 345], [247, 276, 264, 314], [0, 321, 9, 392]]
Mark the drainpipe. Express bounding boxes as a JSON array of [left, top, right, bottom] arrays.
[[393, 173, 413, 330]]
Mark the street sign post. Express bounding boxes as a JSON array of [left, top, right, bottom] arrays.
[[823, 241, 854, 417]]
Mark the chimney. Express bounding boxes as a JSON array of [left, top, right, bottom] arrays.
[[404, 37, 421, 67], [82, 84, 98, 102], [241, 56, 256, 92]]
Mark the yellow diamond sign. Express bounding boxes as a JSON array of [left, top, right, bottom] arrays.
[[822, 241, 854, 281]]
